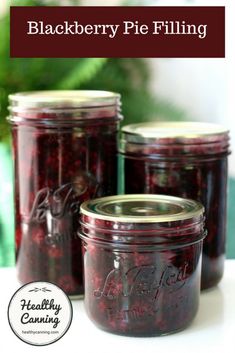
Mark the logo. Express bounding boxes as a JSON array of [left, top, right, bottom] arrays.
[[21, 176, 101, 246], [93, 262, 189, 321], [94, 263, 188, 301], [7, 282, 73, 346]]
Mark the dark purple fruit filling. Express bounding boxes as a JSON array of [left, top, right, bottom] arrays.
[[80, 219, 203, 336], [12, 119, 119, 296], [123, 156, 228, 290]]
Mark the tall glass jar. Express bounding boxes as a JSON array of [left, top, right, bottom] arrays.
[[8, 90, 122, 297], [79, 194, 206, 336], [120, 122, 230, 290]]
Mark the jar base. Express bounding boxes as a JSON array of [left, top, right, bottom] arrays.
[[201, 254, 224, 290], [69, 294, 84, 300], [89, 319, 196, 337], [16, 272, 84, 298], [201, 277, 222, 291]]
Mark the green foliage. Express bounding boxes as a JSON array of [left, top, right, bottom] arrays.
[[56, 58, 108, 89], [0, 0, 187, 141]]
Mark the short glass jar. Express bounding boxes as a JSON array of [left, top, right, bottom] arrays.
[[8, 90, 122, 297], [79, 194, 205, 336], [120, 122, 230, 290]]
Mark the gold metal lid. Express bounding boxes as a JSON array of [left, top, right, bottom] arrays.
[[9, 90, 120, 109], [80, 194, 204, 223], [122, 122, 229, 142]]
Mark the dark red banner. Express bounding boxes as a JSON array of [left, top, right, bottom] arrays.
[[10, 6, 225, 58]]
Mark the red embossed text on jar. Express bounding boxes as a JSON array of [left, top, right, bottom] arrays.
[[8, 90, 122, 297], [79, 194, 206, 336], [120, 122, 230, 290]]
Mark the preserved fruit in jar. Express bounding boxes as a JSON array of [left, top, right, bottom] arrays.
[[79, 194, 206, 336], [120, 122, 230, 289], [8, 90, 122, 296]]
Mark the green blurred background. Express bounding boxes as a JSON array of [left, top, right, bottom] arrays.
[[0, 0, 234, 266]]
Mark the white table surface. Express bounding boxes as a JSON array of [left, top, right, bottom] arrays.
[[0, 261, 234, 353]]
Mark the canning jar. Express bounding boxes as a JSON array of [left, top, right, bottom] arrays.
[[79, 194, 205, 336], [120, 122, 230, 290], [8, 90, 122, 297]]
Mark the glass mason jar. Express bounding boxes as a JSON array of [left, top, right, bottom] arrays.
[[120, 122, 230, 290], [8, 90, 122, 297], [79, 194, 206, 336]]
